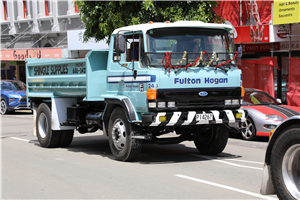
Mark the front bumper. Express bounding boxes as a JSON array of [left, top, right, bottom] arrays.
[[141, 109, 246, 127]]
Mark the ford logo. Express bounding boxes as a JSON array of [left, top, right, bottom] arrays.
[[199, 91, 208, 97]]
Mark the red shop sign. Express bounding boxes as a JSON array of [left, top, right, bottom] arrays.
[[242, 42, 280, 53]]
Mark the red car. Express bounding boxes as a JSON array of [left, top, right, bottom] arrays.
[[241, 88, 300, 140]]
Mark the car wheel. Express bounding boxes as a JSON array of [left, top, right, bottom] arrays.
[[194, 125, 229, 155], [36, 103, 60, 148], [0, 99, 8, 115], [241, 117, 257, 141], [270, 125, 300, 200], [108, 107, 142, 161]]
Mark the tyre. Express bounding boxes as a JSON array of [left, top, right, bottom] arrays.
[[108, 107, 142, 161], [241, 117, 257, 141], [59, 130, 74, 147], [36, 103, 60, 148], [270, 125, 300, 200], [0, 99, 8, 115], [194, 125, 229, 155]]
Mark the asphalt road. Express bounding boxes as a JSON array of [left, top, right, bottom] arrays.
[[1, 111, 278, 199]]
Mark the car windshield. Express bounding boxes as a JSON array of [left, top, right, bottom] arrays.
[[242, 90, 280, 105], [1, 81, 26, 91], [145, 28, 234, 67]]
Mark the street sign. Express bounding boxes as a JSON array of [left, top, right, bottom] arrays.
[[273, 1, 300, 25]]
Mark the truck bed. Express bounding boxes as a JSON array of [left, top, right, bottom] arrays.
[[26, 50, 109, 100]]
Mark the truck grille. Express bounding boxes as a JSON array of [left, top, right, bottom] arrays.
[[149, 87, 242, 111]]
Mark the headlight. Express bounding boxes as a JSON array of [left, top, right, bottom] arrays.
[[168, 101, 176, 108], [225, 100, 231, 105], [264, 125, 277, 129], [148, 102, 156, 108], [157, 102, 166, 108], [265, 115, 284, 123], [232, 99, 239, 105], [9, 94, 21, 98], [9, 98, 17, 103], [225, 99, 241, 105]]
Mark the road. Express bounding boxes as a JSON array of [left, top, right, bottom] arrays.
[[1, 111, 278, 199]]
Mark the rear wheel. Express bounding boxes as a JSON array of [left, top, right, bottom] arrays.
[[0, 99, 8, 115], [59, 130, 74, 147], [270, 125, 300, 200], [241, 117, 257, 141], [36, 103, 60, 148], [194, 125, 229, 155], [108, 107, 142, 161]]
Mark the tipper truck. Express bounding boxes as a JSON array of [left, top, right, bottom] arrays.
[[26, 21, 246, 161]]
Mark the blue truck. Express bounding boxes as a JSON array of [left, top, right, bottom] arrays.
[[26, 21, 246, 161]]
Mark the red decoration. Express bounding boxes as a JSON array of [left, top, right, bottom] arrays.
[[162, 51, 238, 73]]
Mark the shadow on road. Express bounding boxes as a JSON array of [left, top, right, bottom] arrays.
[[49, 134, 242, 164], [4, 110, 33, 115], [229, 132, 269, 143]]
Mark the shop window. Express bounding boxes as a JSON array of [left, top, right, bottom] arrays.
[[23, 1, 28, 19], [45, 0, 49, 16], [3, 1, 7, 21]]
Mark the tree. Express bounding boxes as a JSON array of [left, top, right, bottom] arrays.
[[76, 1, 223, 43]]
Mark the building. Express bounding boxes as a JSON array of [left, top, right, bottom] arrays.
[[1, 0, 84, 83], [214, 0, 300, 104]]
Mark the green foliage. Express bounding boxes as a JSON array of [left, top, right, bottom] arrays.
[[76, 1, 223, 43]]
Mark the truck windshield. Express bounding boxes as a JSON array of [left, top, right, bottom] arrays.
[[145, 28, 235, 67]]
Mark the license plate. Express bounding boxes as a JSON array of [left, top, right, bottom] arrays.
[[195, 113, 213, 121]]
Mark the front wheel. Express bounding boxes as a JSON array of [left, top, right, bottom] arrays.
[[241, 117, 257, 141], [194, 125, 229, 155], [0, 99, 8, 115], [108, 107, 142, 161], [270, 125, 300, 200]]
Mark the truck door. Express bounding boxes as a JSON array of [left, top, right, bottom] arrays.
[[108, 33, 148, 114]]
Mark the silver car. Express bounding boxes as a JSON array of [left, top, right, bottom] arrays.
[[240, 88, 300, 140]]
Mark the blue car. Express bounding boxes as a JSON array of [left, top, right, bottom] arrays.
[[1, 80, 30, 114]]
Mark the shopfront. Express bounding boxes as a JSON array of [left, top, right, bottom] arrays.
[[234, 23, 300, 103], [0, 48, 63, 83], [214, 0, 300, 105]]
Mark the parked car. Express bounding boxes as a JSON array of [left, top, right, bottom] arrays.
[[240, 88, 300, 140], [0, 80, 30, 115], [261, 115, 300, 200]]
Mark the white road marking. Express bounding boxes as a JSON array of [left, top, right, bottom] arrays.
[[225, 158, 263, 165], [193, 154, 264, 164], [191, 154, 263, 170], [9, 137, 39, 144], [176, 174, 278, 200], [10, 137, 30, 142]]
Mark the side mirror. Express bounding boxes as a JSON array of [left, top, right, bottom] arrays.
[[276, 99, 282, 104], [228, 33, 235, 52], [114, 32, 126, 54]]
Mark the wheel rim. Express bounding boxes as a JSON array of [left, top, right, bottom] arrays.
[[0, 100, 6, 114], [112, 118, 127, 151], [38, 112, 48, 138], [241, 119, 254, 139], [282, 144, 300, 199]]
